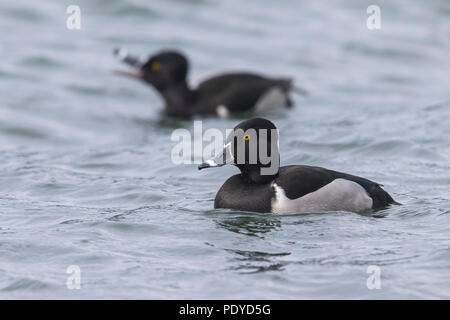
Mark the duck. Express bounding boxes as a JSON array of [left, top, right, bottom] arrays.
[[198, 117, 399, 214], [113, 48, 306, 118]]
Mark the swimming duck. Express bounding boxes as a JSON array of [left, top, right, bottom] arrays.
[[113, 48, 306, 118], [198, 118, 398, 214]]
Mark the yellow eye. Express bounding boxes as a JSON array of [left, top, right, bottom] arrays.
[[151, 61, 162, 71], [244, 135, 250, 141]]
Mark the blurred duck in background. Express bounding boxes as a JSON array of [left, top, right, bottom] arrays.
[[113, 48, 307, 118]]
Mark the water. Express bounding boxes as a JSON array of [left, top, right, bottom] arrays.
[[1, 0, 449, 299]]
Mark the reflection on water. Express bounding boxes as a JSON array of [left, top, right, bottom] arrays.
[[214, 213, 282, 238], [226, 249, 291, 274]]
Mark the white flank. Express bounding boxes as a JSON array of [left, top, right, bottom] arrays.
[[271, 178, 373, 214], [216, 105, 230, 118], [254, 87, 287, 112]]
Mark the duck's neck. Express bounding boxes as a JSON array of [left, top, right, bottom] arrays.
[[161, 81, 195, 109], [238, 165, 279, 184]]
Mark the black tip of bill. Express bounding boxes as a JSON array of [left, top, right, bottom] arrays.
[[198, 163, 210, 170], [113, 47, 126, 59], [112, 47, 143, 69]]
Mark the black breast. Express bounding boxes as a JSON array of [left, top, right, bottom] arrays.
[[214, 174, 273, 213]]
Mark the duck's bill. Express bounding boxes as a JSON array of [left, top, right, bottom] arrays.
[[113, 47, 143, 68], [113, 69, 143, 79], [198, 143, 234, 170], [113, 47, 144, 79]]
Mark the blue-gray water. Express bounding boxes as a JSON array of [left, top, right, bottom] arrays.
[[1, 0, 450, 299]]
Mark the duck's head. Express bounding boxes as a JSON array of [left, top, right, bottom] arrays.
[[114, 48, 189, 92], [199, 118, 280, 183]]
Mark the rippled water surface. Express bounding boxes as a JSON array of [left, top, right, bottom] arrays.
[[1, 0, 450, 299]]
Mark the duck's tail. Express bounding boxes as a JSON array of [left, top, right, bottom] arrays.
[[277, 78, 308, 96], [292, 85, 308, 96], [370, 184, 402, 208]]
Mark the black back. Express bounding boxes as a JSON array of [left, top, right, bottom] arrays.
[[274, 165, 396, 209], [196, 73, 292, 113]]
